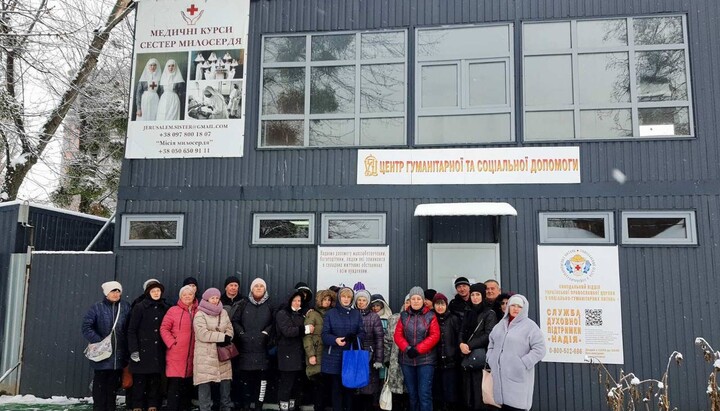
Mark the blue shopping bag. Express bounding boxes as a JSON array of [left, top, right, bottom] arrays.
[[341, 338, 370, 388]]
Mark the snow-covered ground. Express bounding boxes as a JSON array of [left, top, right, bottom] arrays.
[[0, 395, 123, 410]]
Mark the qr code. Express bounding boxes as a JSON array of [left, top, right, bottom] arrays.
[[585, 309, 603, 326]]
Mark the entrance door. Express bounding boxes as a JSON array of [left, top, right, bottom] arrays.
[[427, 243, 500, 298]]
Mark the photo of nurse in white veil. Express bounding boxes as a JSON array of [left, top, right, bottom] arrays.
[[157, 59, 186, 121], [135, 58, 162, 121]]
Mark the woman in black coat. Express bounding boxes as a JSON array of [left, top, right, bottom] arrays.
[[459, 283, 497, 411], [232, 277, 275, 410], [432, 293, 462, 411], [276, 291, 314, 411], [127, 280, 169, 411]]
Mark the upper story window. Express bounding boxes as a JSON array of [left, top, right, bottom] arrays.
[[539, 211, 615, 244], [120, 214, 184, 247], [523, 16, 693, 141], [621, 210, 697, 245], [415, 24, 515, 145], [259, 31, 407, 148]]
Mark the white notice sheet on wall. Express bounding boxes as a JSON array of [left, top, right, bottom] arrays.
[[125, 0, 249, 158], [317, 246, 389, 299], [538, 246, 624, 364]]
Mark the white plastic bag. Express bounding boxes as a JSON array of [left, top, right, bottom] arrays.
[[379, 376, 392, 410], [84, 335, 112, 362]]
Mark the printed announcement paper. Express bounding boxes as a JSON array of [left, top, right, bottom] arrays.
[[538, 246, 624, 364], [317, 246, 390, 299]]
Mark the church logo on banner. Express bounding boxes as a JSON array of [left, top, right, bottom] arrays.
[[560, 249, 597, 282]]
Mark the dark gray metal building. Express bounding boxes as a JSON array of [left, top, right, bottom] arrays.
[[114, 0, 720, 408]]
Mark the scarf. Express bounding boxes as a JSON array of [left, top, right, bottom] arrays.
[[198, 299, 223, 316], [249, 291, 269, 306]]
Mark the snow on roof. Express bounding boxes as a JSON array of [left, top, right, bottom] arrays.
[[414, 202, 518, 217], [0, 200, 110, 223]]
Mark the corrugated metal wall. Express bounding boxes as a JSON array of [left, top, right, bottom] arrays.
[[0, 206, 18, 357], [113, 0, 720, 409], [19, 253, 116, 398]]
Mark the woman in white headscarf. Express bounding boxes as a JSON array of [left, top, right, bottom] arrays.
[[157, 59, 185, 121], [135, 58, 162, 121], [202, 86, 229, 119]]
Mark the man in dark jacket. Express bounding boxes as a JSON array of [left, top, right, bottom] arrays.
[[448, 277, 472, 319]]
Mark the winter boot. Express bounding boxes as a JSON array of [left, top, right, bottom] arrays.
[[253, 401, 264, 411], [279, 401, 290, 411]]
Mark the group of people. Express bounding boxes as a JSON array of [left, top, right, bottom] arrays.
[[135, 58, 186, 121], [81, 275, 545, 411]]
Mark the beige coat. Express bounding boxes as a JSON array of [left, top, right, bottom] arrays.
[[193, 309, 233, 385]]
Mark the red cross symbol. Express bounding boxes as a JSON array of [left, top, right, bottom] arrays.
[[149, 82, 157, 90], [187, 4, 199, 15]]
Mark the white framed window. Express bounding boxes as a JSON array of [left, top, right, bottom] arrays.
[[259, 30, 407, 147], [252, 213, 315, 245], [523, 15, 694, 141], [415, 24, 515, 145], [321, 213, 386, 244], [120, 214, 184, 247], [539, 212, 614, 244], [621, 210, 697, 245]]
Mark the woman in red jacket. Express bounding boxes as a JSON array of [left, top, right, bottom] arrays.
[[394, 286, 440, 411], [160, 285, 198, 411]]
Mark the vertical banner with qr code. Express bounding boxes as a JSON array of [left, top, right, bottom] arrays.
[[538, 246, 624, 364]]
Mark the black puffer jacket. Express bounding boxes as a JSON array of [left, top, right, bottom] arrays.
[[275, 292, 307, 372], [435, 311, 461, 368], [127, 297, 169, 374], [232, 294, 274, 371], [448, 294, 472, 319], [460, 304, 496, 352]]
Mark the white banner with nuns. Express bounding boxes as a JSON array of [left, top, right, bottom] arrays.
[[125, 0, 249, 158]]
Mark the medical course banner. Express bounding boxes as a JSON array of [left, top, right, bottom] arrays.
[[125, 0, 249, 158], [538, 246, 624, 364]]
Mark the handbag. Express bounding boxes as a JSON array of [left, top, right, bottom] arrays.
[[84, 304, 121, 362], [215, 315, 238, 362], [379, 373, 392, 410], [461, 317, 487, 370], [461, 347, 487, 369], [217, 343, 239, 362], [482, 367, 501, 408], [341, 338, 370, 389]]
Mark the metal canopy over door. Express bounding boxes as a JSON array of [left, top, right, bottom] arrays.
[[427, 243, 500, 298]]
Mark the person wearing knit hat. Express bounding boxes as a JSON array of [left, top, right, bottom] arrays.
[[353, 288, 385, 408], [219, 275, 244, 404], [81, 281, 131, 410], [432, 291, 462, 410], [221, 275, 243, 307], [128, 278, 169, 410], [423, 289, 437, 310], [394, 286, 440, 411], [449, 277, 472, 319], [487, 294, 545, 410], [161, 284, 198, 411], [101, 280, 122, 296], [459, 282, 497, 410], [234, 277, 273, 411], [194, 287, 234, 411], [321, 286, 364, 410]]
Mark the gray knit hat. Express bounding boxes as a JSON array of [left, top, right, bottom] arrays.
[[408, 286, 424, 300]]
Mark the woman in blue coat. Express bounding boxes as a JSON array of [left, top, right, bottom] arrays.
[[321, 287, 365, 411], [486, 294, 546, 411], [81, 281, 131, 411]]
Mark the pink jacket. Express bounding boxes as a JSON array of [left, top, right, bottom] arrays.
[[160, 299, 198, 378]]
